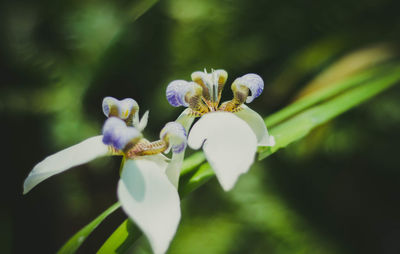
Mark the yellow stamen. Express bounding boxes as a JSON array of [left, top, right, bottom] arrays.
[[125, 140, 168, 158]]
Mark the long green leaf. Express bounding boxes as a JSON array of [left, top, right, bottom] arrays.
[[97, 220, 142, 254], [260, 64, 400, 159], [179, 163, 214, 197], [57, 202, 121, 254], [266, 64, 386, 127], [180, 152, 205, 175]]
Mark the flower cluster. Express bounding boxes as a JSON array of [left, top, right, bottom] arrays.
[[23, 69, 274, 254]]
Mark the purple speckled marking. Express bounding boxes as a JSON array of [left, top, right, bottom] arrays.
[[113, 127, 141, 150], [237, 73, 264, 103], [166, 80, 197, 107], [160, 122, 187, 154], [102, 131, 113, 146], [102, 97, 119, 117], [102, 117, 141, 149], [172, 142, 186, 154], [102, 97, 138, 119]]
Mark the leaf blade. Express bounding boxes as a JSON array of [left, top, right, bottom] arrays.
[[97, 219, 142, 254], [57, 202, 121, 254], [260, 64, 400, 159]]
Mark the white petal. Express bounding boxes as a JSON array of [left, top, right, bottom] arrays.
[[23, 135, 110, 194], [138, 110, 149, 131], [118, 158, 181, 254], [175, 108, 195, 132], [187, 112, 257, 191], [234, 105, 274, 146], [143, 153, 170, 169], [165, 152, 185, 188]]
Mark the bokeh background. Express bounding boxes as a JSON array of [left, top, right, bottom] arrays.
[[2, 0, 400, 253]]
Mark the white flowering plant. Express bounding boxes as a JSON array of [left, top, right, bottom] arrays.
[[23, 62, 400, 254]]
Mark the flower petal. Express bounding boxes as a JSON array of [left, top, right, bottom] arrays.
[[102, 117, 142, 150], [138, 110, 149, 131], [234, 105, 275, 146], [175, 108, 196, 132], [232, 73, 264, 103], [118, 158, 181, 254], [165, 152, 184, 188], [166, 80, 201, 107], [160, 122, 187, 154], [23, 135, 110, 194], [102, 97, 139, 119], [187, 112, 257, 191]]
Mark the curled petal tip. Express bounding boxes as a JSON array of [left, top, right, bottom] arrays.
[[120, 98, 138, 119], [102, 117, 142, 150], [102, 97, 139, 119], [160, 122, 187, 154], [191, 69, 227, 83], [102, 96, 118, 117], [166, 80, 201, 107], [233, 73, 264, 103], [213, 69, 228, 82], [102, 117, 125, 143]]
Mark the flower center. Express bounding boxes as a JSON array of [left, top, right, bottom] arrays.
[[102, 118, 187, 159], [191, 69, 228, 112], [166, 70, 264, 117]]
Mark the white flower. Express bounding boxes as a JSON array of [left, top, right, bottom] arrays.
[[166, 69, 275, 191], [23, 97, 187, 254]]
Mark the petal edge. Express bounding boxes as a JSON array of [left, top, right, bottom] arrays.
[[23, 135, 110, 194], [118, 159, 181, 254], [234, 105, 274, 146], [188, 112, 257, 191]]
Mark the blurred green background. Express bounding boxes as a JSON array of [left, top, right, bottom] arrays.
[[2, 0, 400, 253]]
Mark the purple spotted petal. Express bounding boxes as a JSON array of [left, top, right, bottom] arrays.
[[102, 117, 124, 145], [233, 74, 264, 103], [102, 97, 119, 117], [102, 117, 141, 150], [166, 80, 197, 107], [102, 97, 139, 119], [160, 122, 187, 154], [119, 98, 138, 119], [113, 127, 142, 150], [172, 142, 186, 154]]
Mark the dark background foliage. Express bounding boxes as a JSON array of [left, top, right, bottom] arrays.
[[1, 0, 400, 253]]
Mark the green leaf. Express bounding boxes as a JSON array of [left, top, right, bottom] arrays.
[[180, 152, 205, 175], [57, 202, 121, 254], [125, 0, 160, 23], [97, 220, 142, 254], [179, 163, 214, 197], [260, 64, 400, 159], [265, 64, 386, 127]]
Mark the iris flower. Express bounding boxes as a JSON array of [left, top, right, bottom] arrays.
[[23, 97, 187, 254], [166, 69, 275, 191]]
